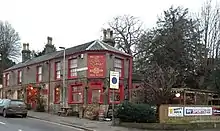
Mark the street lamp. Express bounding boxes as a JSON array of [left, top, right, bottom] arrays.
[[59, 47, 66, 107]]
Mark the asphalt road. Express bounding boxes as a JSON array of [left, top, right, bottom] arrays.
[[0, 116, 84, 131]]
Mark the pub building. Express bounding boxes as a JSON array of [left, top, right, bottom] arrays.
[[2, 28, 132, 116]]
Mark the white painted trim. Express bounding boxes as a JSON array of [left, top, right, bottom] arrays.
[[97, 40, 108, 50], [85, 40, 98, 50]]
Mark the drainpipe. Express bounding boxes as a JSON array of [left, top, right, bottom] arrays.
[[48, 61, 51, 112], [128, 57, 133, 101]]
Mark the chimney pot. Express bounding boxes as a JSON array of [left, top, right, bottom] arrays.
[[103, 29, 107, 40], [102, 28, 115, 47], [47, 36, 52, 45], [26, 43, 29, 50], [23, 43, 27, 50]]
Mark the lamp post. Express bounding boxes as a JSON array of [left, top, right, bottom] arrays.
[[59, 47, 66, 107]]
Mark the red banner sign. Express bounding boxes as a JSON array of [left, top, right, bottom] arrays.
[[88, 54, 106, 78]]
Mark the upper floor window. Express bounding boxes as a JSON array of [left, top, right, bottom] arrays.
[[55, 62, 61, 80], [36, 66, 42, 82], [5, 73, 9, 86], [114, 58, 124, 77], [68, 58, 77, 78], [18, 70, 22, 84]]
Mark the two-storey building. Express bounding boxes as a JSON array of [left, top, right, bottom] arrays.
[[2, 29, 132, 113]]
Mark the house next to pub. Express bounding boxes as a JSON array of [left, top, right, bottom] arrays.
[[2, 29, 133, 113]]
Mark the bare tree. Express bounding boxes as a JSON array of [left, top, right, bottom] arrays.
[[0, 21, 21, 60], [196, 0, 220, 87], [138, 62, 178, 105], [200, 0, 220, 60], [108, 15, 144, 56]]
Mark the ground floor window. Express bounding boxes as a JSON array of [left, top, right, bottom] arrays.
[[68, 84, 83, 104], [109, 84, 124, 104]]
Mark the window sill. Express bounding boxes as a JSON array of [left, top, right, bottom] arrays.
[[68, 76, 77, 79], [88, 102, 103, 104], [109, 101, 121, 104], [68, 101, 83, 104], [54, 102, 60, 104]]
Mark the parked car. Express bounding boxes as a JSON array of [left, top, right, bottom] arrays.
[[0, 99, 28, 118]]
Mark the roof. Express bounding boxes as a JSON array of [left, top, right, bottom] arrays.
[[5, 40, 131, 71]]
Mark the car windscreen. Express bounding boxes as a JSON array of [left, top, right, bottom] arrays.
[[10, 100, 25, 105]]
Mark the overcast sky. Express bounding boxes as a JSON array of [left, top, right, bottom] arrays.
[[0, 0, 213, 61]]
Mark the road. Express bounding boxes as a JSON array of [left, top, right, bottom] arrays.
[[0, 116, 84, 131]]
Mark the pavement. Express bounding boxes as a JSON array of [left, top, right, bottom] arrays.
[[27, 110, 144, 131]]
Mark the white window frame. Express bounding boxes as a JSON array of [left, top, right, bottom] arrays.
[[114, 58, 122, 77], [69, 58, 77, 77], [55, 62, 61, 79], [37, 66, 42, 82], [18, 70, 22, 83]]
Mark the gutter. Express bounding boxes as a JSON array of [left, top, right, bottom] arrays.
[[48, 60, 51, 112], [128, 57, 133, 100]]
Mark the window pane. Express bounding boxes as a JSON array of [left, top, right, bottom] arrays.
[[38, 66, 42, 74], [70, 69, 77, 76], [73, 93, 82, 102], [115, 68, 121, 77], [92, 90, 101, 103], [70, 59, 77, 68], [73, 87, 81, 92], [110, 92, 120, 102], [38, 74, 42, 81], [56, 62, 61, 70], [114, 59, 122, 68], [19, 71, 22, 78], [56, 71, 61, 79]]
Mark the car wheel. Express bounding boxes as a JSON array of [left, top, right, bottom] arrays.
[[22, 114, 27, 118], [3, 110, 7, 118]]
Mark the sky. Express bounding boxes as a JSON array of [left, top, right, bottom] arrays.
[[0, 0, 212, 62]]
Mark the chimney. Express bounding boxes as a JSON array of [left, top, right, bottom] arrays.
[[102, 28, 115, 47], [22, 43, 31, 62], [45, 36, 56, 54], [47, 36, 52, 45]]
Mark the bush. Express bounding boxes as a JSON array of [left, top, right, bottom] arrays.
[[34, 95, 45, 112], [116, 102, 156, 123]]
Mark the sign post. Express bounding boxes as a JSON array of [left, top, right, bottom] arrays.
[[110, 71, 119, 126]]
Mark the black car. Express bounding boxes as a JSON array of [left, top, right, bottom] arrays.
[[0, 99, 28, 118]]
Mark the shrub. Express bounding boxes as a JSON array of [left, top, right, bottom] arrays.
[[34, 95, 45, 112], [116, 102, 156, 123]]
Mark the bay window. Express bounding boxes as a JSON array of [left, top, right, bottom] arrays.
[[68, 58, 77, 78], [55, 61, 61, 80], [36, 66, 42, 82], [114, 58, 124, 78]]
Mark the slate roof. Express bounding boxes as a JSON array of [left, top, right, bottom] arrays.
[[5, 40, 131, 71]]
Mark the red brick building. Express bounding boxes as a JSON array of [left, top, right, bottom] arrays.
[[2, 29, 132, 112]]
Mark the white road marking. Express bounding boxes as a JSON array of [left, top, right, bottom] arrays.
[[0, 122, 5, 125], [28, 118, 91, 131], [18, 129, 23, 131]]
